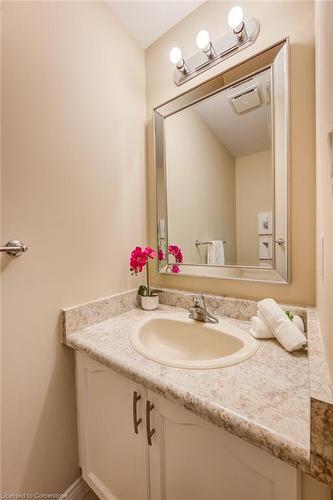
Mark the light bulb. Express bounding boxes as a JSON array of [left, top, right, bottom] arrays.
[[196, 30, 210, 50], [228, 6, 244, 29], [169, 47, 182, 65]]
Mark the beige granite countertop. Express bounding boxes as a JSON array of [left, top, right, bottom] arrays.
[[62, 288, 333, 486], [65, 304, 310, 469]]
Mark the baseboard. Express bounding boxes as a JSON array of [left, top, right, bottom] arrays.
[[62, 477, 91, 499]]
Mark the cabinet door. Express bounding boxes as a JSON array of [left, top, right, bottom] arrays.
[[147, 391, 298, 500], [75, 352, 149, 500]]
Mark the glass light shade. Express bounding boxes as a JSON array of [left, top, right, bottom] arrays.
[[196, 30, 210, 50], [228, 6, 244, 29], [169, 47, 182, 65]]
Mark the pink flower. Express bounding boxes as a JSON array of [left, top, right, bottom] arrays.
[[130, 246, 148, 274], [168, 244, 183, 263], [176, 250, 183, 263], [130, 244, 183, 276], [144, 246, 156, 259]]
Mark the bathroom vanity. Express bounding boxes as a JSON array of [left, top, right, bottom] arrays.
[[62, 289, 333, 500], [75, 352, 298, 500]]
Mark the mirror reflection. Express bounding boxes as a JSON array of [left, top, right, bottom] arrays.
[[163, 68, 273, 268]]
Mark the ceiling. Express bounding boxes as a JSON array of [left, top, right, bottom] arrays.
[[194, 70, 272, 158], [107, 1, 205, 49]]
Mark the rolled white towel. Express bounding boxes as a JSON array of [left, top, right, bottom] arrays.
[[258, 298, 307, 352], [250, 315, 274, 339], [293, 315, 305, 333], [286, 312, 305, 333]]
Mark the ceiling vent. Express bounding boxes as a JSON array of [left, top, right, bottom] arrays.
[[229, 85, 261, 114]]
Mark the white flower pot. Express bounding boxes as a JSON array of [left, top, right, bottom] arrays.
[[141, 295, 159, 311]]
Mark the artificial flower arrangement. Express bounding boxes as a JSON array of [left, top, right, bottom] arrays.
[[130, 244, 183, 310]]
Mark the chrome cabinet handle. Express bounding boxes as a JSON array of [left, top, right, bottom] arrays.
[[146, 400, 155, 446], [275, 238, 286, 246], [132, 391, 142, 434], [0, 240, 28, 256]]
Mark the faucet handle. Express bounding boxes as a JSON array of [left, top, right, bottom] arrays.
[[200, 293, 206, 306], [193, 293, 205, 308]]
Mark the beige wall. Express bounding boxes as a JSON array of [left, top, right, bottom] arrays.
[[235, 151, 273, 266], [146, 0, 315, 305], [165, 108, 236, 264], [1, 1, 146, 493], [315, 0, 333, 379]]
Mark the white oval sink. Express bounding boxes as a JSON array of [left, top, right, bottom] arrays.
[[130, 313, 258, 369]]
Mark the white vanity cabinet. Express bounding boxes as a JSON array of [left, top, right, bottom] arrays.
[[75, 353, 149, 500], [75, 352, 298, 500], [148, 391, 298, 500]]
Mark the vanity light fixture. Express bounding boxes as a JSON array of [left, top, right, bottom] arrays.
[[170, 5, 260, 86], [169, 46, 190, 75]]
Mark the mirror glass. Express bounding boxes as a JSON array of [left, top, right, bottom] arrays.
[[165, 68, 273, 268], [155, 41, 288, 283]]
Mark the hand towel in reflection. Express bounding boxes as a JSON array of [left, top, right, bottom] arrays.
[[207, 241, 225, 265]]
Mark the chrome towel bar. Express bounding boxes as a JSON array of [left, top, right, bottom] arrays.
[[195, 239, 226, 245]]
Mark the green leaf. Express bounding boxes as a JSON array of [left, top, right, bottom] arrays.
[[138, 285, 148, 296], [285, 310, 294, 321]]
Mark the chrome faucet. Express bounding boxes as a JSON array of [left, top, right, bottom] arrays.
[[188, 294, 219, 324]]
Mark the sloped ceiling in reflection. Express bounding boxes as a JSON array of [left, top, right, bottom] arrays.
[[194, 69, 272, 158]]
